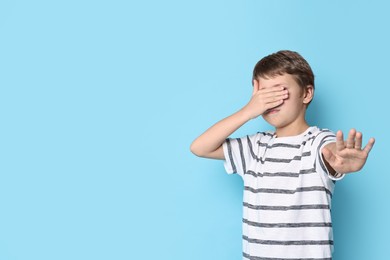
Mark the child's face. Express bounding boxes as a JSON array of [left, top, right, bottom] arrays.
[[257, 73, 312, 130]]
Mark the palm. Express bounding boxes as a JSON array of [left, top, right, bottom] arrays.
[[323, 129, 375, 174]]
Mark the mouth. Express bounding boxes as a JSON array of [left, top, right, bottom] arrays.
[[265, 103, 284, 115], [264, 108, 280, 115]]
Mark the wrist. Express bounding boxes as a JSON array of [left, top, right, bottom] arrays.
[[239, 105, 257, 121]]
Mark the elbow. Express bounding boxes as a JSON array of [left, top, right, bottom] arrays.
[[190, 141, 201, 157], [190, 141, 204, 157]]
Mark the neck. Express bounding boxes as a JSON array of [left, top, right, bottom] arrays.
[[275, 119, 310, 138]]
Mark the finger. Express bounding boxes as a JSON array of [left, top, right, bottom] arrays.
[[346, 129, 356, 149], [261, 88, 288, 99], [259, 85, 286, 94], [336, 130, 345, 151], [354, 131, 362, 149], [264, 99, 284, 111], [264, 91, 289, 104], [363, 137, 375, 154], [252, 79, 259, 96]]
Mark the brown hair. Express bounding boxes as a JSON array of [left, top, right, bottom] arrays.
[[252, 50, 315, 91]]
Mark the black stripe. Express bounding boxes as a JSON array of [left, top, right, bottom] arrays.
[[298, 186, 332, 197], [237, 138, 246, 173], [260, 132, 275, 137], [247, 135, 258, 160], [311, 130, 335, 145], [245, 168, 316, 178], [306, 135, 316, 144], [243, 252, 332, 260], [242, 218, 332, 228], [226, 139, 237, 173], [262, 152, 311, 163], [244, 186, 332, 197], [248, 152, 312, 164], [243, 235, 333, 245], [246, 170, 299, 178], [243, 202, 330, 211], [257, 142, 302, 149], [300, 168, 316, 174]]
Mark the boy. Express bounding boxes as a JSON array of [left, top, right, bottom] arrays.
[[190, 50, 375, 260]]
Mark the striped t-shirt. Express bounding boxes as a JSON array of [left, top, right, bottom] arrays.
[[222, 126, 344, 260]]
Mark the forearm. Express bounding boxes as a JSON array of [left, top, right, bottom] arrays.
[[191, 81, 288, 159], [190, 108, 251, 158]]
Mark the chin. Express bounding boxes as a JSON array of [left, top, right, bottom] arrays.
[[265, 120, 293, 131], [263, 116, 283, 128]]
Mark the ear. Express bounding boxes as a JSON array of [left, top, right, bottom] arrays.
[[303, 85, 314, 104]]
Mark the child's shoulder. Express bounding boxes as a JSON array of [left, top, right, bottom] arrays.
[[308, 127, 335, 139], [304, 127, 336, 147], [244, 126, 335, 146]]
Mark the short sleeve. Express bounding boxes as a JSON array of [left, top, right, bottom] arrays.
[[312, 129, 345, 181], [222, 135, 257, 178]]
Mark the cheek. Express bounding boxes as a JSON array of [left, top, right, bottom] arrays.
[[283, 95, 293, 104], [285, 91, 301, 102], [281, 95, 300, 109]]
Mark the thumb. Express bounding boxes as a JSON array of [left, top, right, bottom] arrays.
[[322, 147, 336, 165]]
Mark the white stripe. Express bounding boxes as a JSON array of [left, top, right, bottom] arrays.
[[245, 224, 332, 241], [244, 207, 332, 224], [243, 240, 333, 259], [243, 190, 331, 207]]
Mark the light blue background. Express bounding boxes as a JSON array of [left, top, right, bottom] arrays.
[[0, 0, 388, 259]]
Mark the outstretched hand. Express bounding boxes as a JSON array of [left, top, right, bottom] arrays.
[[322, 129, 375, 174]]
